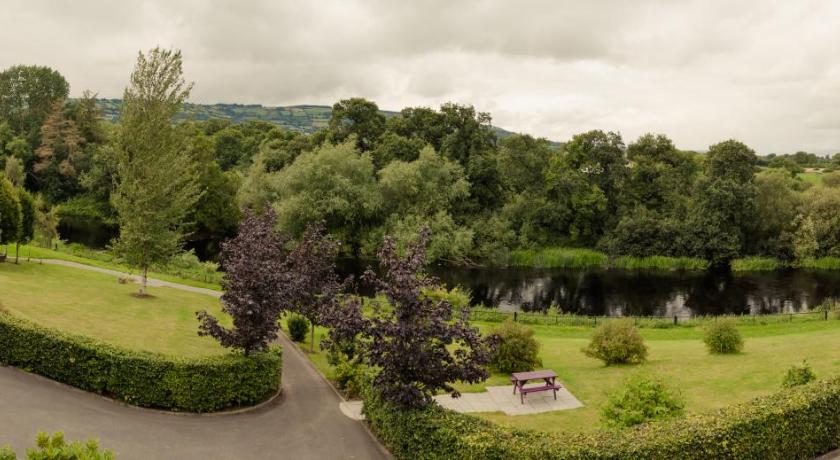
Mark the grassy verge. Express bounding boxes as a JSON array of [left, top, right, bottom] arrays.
[[506, 247, 708, 270], [5, 244, 221, 291], [0, 261, 227, 357], [505, 247, 840, 272]]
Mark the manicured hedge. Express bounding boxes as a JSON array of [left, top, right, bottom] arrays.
[[0, 313, 281, 412], [363, 377, 840, 459]]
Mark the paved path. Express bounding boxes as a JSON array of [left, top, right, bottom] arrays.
[[0, 260, 388, 460], [31, 259, 222, 297]]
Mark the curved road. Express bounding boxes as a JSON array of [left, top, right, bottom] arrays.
[[0, 260, 388, 459]]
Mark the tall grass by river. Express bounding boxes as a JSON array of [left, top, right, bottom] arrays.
[[506, 247, 708, 270]]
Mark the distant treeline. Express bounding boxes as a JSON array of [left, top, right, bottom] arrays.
[[2, 64, 840, 268]]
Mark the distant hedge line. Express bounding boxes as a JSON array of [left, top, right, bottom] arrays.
[[363, 377, 840, 459], [0, 313, 281, 412]]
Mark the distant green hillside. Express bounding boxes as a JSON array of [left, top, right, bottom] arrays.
[[95, 98, 523, 139]]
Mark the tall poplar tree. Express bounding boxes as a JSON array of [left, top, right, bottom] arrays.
[[112, 48, 199, 295]]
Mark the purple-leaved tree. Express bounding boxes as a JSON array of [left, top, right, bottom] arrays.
[[326, 227, 493, 408], [286, 222, 350, 352], [196, 209, 289, 355]]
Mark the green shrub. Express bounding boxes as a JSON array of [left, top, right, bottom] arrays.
[[583, 320, 648, 365], [0, 446, 14, 460], [703, 321, 744, 354], [333, 355, 369, 399], [601, 375, 684, 428], [286, 314, 309, 343], [26, 432, 114, 460], [488, 320, 542, 373], [0, 313, 281, 412], [363, 377, 840, 459], [783, 361, 816, 388]]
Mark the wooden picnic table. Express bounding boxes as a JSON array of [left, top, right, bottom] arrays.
[[511, 370, 562, 404]]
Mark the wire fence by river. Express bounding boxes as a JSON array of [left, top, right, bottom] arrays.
[[469, 307, 838, 328]]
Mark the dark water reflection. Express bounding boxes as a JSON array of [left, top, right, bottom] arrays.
[[340, 260, 840, 316]]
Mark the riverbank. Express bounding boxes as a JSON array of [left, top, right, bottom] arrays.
[[502, 247, 840, 272]]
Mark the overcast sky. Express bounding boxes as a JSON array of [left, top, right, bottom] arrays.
[[3, 0, 840, 154]]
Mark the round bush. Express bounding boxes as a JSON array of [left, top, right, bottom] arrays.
[[601, 375, 685, 428], [583, 320, 648, 365], [488, 320, 542, 373], [782, 361, 816, 388], [287, 314, 309, 343], [703, 321, 743, 354]]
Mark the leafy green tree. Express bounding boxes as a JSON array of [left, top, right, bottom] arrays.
[[0, 178, 21, 251], [373, 211, 475, 264], [14, 188, 35, 263], [753, 169, 801, 258], [768, 155, 803, 176], [686, 140, 758, 265], [212, 125, 245, 170], [600, 206, 683, 257], [560, 130, 626, 214], [497, 134, 553, 194], [3, 155, 24, 187], [386, 106, 447, 150], [0, 65, 69, 146], [328, 98, 386, 152], [258, 130, 310, 172], [545, 163, 608, 245], [378, 146, 469, 217], [438, 103, 496, 166], [181, 126, 241, 256], [32, 194, 59, 248], [272, 141, 380, 252], [370, 132, 423, 169], [794, 186, 840, 258], [112, 48, 199, 295], [623, 133, 697, 214]]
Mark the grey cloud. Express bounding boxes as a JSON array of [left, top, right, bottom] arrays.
[[2, 0, 840, 153]]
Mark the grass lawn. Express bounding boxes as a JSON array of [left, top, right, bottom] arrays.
[[798, 171, 824, 185], [464, 320, 840, 433], [0, 260, 228, 358], [5, 244, 221, 291], [300, 313, 840, 434]]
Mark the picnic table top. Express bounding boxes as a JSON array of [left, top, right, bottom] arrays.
[[511, 370, 557, 381]]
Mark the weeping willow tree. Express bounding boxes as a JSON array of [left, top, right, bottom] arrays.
[[112, 47, 199, 295]]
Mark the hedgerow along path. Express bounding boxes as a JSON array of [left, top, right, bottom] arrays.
[[0, 260, 387, 459]]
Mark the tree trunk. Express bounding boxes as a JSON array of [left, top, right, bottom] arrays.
[[310, 320, 316, 353], [140, 266, 148, 296], [15, 242, 20, 264]]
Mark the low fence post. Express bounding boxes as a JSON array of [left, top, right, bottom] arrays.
[[513, 311, 518, 322], [674, 315, 678, 326], [825, 310, 829, 321], [593, 316, 597, 327]]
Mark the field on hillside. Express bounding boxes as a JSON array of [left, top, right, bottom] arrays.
[[0, 261, 227, 357]]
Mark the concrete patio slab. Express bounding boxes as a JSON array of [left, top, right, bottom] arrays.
[[434, 385, 583, 416]]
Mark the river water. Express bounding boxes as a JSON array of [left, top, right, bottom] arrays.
[[59, 220, 840, 318], [340, 260, 840, 316]]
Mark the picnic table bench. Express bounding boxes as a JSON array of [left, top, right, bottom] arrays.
[[511, 370, 562, 404]]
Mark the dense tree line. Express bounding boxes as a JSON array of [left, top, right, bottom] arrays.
[[3, 61, 840, 268]]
